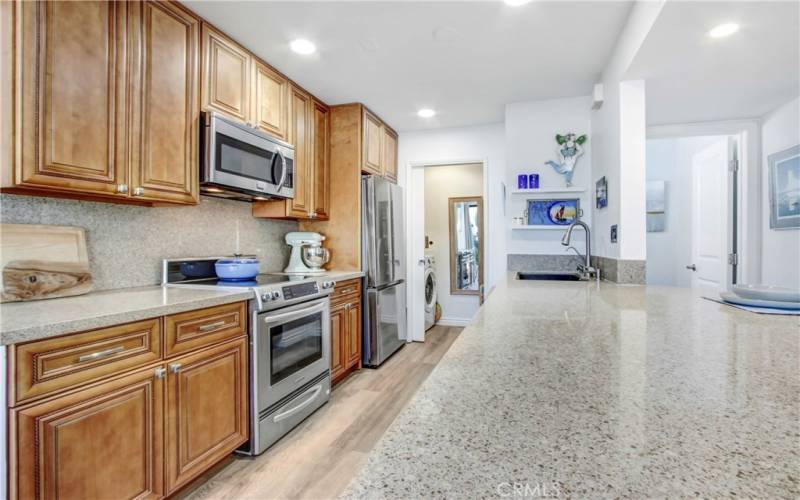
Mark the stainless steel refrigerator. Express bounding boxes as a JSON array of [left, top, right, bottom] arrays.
[[361, 175, 407, 367]]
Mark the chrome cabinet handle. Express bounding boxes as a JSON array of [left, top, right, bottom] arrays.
[[154, 367, 167, 379], [686, 264, 697, 271], [132, 187, 145, 196], [78, 346, 125, 363], [198, 320, 227, 332], [116, 184, 128, 194], [170, 363, 182, 374]]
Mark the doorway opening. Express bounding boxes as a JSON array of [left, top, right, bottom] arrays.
[[408, 160, 487, 342], [645, 135, 740, 292]]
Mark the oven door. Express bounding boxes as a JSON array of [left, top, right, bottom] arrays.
[[256, 297, 330, 409], [203, 112, 295, 198]]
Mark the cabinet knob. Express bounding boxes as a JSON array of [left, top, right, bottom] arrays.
[[154, 367, 166, 379], [170, 363, 182, 374], [116, 184, 128, 194], [132, 187, 145, 197]]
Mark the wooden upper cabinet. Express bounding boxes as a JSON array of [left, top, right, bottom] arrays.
[[201, 23, 251, 123], [165, 338, 248, 493], [253, 60, 290, 141], [311, 99, 331, 220], [362, 108, 383, 175], [128, 1, 200, 204], [12, 366, 164, 500], [287, 85, 313, 218], [12, 0, 128, 197], [382, 126, 398, 183]]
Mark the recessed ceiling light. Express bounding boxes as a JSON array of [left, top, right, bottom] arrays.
[[708, 23, 739, 38], [504, 0, 532, 6], [417, 109, 436, 118], [290, 39, 316, 55]]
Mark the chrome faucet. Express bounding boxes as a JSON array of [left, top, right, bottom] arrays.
[[561, 220, 600, 282]]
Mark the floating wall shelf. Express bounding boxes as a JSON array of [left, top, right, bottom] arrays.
[[511, 187, 586, 195]]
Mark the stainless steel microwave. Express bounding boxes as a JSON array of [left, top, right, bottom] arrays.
[[201, 111, 295, 201]]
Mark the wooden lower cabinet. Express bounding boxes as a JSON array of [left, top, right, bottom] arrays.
[[330, 279, 362, 386], [8, 302, 249, 500], [11, 366, 165, 500], [165, 337, 248, 494], [330, 304, 346, 378]]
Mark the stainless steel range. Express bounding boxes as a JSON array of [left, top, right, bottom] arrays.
[[163, 257, 336, 455]]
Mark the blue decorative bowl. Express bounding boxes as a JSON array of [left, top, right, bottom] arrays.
[[215, 257, 260, 281]]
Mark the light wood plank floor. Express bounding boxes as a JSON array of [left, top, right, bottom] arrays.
[[181, 325, 462, 500]]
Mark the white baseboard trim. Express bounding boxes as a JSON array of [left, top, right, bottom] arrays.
[[436, 317, 473, 327]]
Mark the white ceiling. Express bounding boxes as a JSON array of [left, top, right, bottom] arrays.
[[627, 1, 800, 125], [183, 1, 633, 132]]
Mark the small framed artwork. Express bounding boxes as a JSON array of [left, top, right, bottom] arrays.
[[768, 144, 800, 229], [596, 176, 608, 209], [610, 224, 618, 243], [526, 198, 580, 226]]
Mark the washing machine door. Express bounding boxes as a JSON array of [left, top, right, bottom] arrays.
[[424, 268, 437, 312]]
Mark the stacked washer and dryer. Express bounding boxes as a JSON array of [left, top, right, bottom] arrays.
[[424, 254, 438, 331]]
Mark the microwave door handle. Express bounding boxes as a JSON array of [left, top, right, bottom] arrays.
[[275, 149, 287, 192]]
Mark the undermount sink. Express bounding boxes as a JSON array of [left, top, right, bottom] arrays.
[[517, 272, 583, 281]]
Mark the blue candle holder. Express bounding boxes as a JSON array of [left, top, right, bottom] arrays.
[[529, 174, 540, 189], [517, 174, 528, 189]]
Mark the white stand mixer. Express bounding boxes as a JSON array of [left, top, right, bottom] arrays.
[[284, 232, 329, 275]]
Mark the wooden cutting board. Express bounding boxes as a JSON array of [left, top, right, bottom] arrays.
[[1, 224, 93, 302]]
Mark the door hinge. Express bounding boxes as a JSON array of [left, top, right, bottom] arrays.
[[728, 253, 739, 265], [728, 159, 739, 173]]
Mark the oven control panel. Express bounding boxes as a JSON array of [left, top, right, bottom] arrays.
[[282, 282, 319, 300]]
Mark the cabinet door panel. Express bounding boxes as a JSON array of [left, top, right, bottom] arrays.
[[202, 24, 250, 122], [16, 0, 127, 196], [362, 109, 383, 175], [346, 302, 362, 367], [129, 1, 199, 203], [312, 99, 330, 219], [166, 338, 248, 493], [12, 367, 164, 500], [253, 61, 289, 140], [330, 304, 346, 379], [382, 127, 398, 183], [287, 85, 312, 218]]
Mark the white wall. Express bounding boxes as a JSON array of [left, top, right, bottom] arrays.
[[505, 96, 592, 256], [399, 123, 506, 292], [424, 163, 483, 321], [646, 136, 726, 287], [761, 96, 800, 290], [590, 0, 664, 260]]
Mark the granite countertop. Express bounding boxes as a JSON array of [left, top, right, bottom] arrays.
[[342, 274, 800, 498], [0, 270, 364, 346]]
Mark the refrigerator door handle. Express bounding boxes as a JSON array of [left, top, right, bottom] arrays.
[[374, 279, 404, 291]]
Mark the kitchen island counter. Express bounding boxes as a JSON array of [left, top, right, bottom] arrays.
[[342, 274, 800, 498]]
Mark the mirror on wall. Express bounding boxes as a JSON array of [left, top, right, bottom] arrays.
[[449, 196, 483, 296]]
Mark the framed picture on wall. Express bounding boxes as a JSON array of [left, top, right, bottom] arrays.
[[768, 144, 800, 229], [596, 176, 608, 209], [526, 199, 581, 226]]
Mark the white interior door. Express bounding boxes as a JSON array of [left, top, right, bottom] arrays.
[[690, 139, 730, 292]]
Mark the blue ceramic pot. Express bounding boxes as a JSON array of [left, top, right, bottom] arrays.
[[215, 257, 260, 281]]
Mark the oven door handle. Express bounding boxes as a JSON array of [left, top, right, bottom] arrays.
[[262, 300, 327, 326], [272, 383, 323, 423]]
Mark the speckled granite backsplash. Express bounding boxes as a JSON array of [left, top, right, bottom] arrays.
[[0, 194, 297, 291]]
